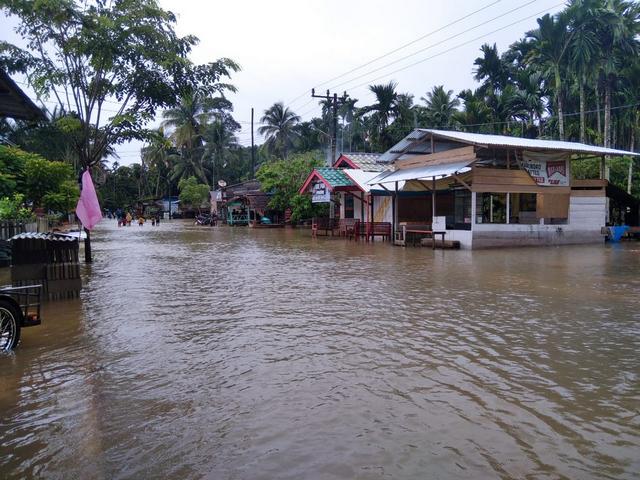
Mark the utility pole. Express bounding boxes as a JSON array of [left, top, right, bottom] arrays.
[[251, 107, 255, 177], [311, 89, 348, 164]]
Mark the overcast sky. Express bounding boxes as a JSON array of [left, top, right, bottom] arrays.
[[2, 0, 565, 165]]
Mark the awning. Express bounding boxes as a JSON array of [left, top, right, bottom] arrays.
[[368, 160, 473, 185]]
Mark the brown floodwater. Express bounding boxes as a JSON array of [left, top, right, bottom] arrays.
[[0, 220, 639, 479]]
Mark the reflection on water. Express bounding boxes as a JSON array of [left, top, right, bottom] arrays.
[[1, 221, 639, 479]]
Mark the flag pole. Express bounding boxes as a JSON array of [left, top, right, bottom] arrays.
[[84, 227, 92, 264]]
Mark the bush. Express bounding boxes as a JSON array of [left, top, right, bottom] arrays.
[[0, 194, 35, 222]]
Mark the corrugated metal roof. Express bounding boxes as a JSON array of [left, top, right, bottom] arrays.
[[422, 129, 639, 156], [396, 128, 640, 156], [316, 167, 355, 188], [368, 161, 473, 185], [342, 169, 381, 193], [344, 152, 392, 171], [10, 232, 79, 242], [383, 129, 639, 162]]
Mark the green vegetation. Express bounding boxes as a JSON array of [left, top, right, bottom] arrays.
[[256, 152, 327, 222], [1, 0, 638, 218], [0, 194, 34, 222], [0, 146, 78, 219], [178, 177, 210, 212]]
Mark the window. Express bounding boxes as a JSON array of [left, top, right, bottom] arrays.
[[344, 194, 354, 218], [510, 193, 538, 224], [478, 192, 507, 223], [452, 190, 472, 230]]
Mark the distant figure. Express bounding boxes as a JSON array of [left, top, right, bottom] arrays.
[[151, 217, 156, 226], [138, 216, 145, 226], [155, 213, 160, 225], [126, 212, 132, 226]]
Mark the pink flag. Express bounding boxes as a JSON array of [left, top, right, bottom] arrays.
[[76, 170, 102, 230]]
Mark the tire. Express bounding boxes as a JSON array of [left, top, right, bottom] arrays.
[[0, 299, 21, 352]]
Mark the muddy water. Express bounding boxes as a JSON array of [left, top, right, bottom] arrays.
[[0, 221, 639, 479]]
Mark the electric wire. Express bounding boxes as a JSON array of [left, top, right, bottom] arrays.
[[283, 0, 503, 108]]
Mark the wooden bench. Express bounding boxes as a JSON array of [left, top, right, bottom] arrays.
[[363, 222, 391, 242], [311, 217, 337, 237], [337, 218, 360, 239], [396, 223, 446, 249]]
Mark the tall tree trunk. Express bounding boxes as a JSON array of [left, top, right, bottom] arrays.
[[595, 82, 602, 140], [555, 67, 564, 140], [629, 121, 636, 194], [604, 79, 611, 149], [579, 73, 586, 144]]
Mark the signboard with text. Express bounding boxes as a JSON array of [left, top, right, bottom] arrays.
[[521, 151, 570, 186], [311, 181, 330, 203]]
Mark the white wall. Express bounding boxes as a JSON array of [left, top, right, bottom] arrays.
[[568, 196, 606, 229], [470, 193, 606, 248]]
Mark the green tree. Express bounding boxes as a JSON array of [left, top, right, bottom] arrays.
[[473, 43, 510, 93], [0, 194, 34, 221], [256, 151, 324, 222], [23, 157, 75, 208], [0, 0, 239, 169], [100, 165, 139, 210], [421, 85, 460, 128], [0, 145, 29, 197], [566, 0, 602, 143], [527, 13, 572, 139], [359, 81, 398, 149], [178, 176, 209, 212], [259, 102, 301, 159], [594, 0, 639, 150], [141, 128, 173, 198], [42, 180, 79, 213]]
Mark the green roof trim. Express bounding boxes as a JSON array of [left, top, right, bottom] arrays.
[[316, 167, 355, 188]]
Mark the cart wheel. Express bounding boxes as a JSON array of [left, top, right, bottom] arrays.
[[0, 300, 21, 352]]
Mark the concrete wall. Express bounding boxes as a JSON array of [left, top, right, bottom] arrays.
[[471, 194, 606, 248], [443, 229, 473, 249]]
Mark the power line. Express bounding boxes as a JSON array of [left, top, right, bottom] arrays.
[[326, 0, 540, 92], [321, 0, 505, 92], [344, 2, 564, 94], [284, 0, 503, 109]]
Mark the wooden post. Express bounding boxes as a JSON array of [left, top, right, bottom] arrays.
[[84, 228, 91, 264], [431, 176, 436, 221], [393, 182, 398, 237]]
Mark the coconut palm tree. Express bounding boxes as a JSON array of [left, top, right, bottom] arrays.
[[258, 102, 300, 159], [421, 85, 460, 128], [359, 81, 398, 133], [593, 0, 639, 149], [203, 118, 240, 187], [566, 0, 602, 143], [141, 127, 173, 198], [455, 89, 492, 133], [473, 43, 510, 93], [162, 92, 212, 150], [527, 13, 572, 140]]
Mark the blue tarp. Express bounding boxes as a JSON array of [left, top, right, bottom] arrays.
[[608, 226, 629, 242]]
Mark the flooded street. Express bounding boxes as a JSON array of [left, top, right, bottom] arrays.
[[1, 220, 639, 479]]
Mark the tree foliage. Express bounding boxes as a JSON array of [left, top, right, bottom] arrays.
[[256, 151, 325, 222], [178, 176, 209, 210], [0, 0, 239, 168]]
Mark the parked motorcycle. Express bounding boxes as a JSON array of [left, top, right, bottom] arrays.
[[195, 214, 217, 226]]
